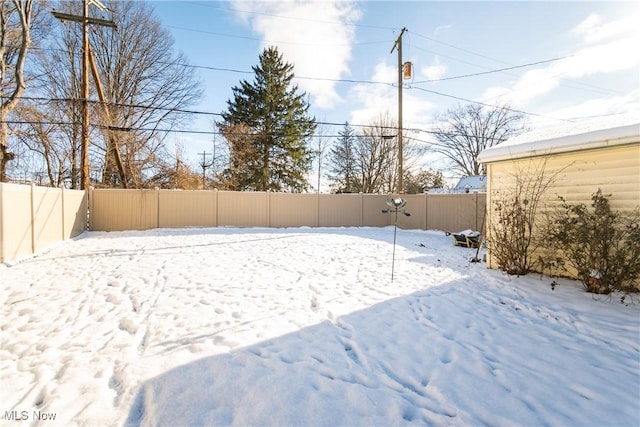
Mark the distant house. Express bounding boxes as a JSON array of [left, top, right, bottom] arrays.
[[453, 175, 486, 193], [478, 121, 640, 273]]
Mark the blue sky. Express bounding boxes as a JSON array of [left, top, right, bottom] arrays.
[[148, 1, 639, 174]]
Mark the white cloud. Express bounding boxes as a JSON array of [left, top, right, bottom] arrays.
[[232, 0, 361, 109], [348, 62, 396, 125], [572, 12, 639, 44], [546, 89, 640, 122], [482, 17, 640, 108], [348, 60, 435, 131], [433, 24, 451, 36], [420, 58, 447, 81]]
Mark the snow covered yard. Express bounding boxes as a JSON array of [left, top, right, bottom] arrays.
[[1, 226, 638, 427]]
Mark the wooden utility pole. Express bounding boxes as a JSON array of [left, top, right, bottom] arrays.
[[391, 27, 407, 194], [81, 0, 90, 190], [52, 0, 116, 190]]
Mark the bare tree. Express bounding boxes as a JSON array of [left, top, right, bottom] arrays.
[[91, 0, 203, 187], [12, 103, 69, 186], [353, 112, 424, 194], [355, 113, 398, 193], [19, 17, 85, 187], [312, 123, 331, 193], [431, 103, 527, 177], [145, 142, 201, 190], [326, 113, 424, 194], [24, 0, 202, 188], [0, 0, 34, 181]]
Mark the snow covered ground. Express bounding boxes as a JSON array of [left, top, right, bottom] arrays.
[[1, 227, 638, 427]]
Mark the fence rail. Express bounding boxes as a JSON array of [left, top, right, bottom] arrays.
[[0, 183, 87, 263]]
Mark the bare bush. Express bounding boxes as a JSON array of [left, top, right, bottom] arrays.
[[487, 158, 561, 275], [542, 189, 640, 295]]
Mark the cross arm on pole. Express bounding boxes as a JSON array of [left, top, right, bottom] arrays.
[[390, 27, 407, 54], [52, 11, 117, 28]]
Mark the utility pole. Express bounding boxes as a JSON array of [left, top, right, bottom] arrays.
[[198, 151, 212, 189], [52, 0, 116, 190], [391, 27, 407, 194], [81, 0, 89, 191]]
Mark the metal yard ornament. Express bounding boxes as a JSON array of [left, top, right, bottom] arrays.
[[382, 198, 411, 282]]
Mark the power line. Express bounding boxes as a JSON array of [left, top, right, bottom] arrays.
[[7, 108, 633, 140], [165, 25, 391, 48], [405, 85, 574, 123], [29, 45, 586, 92], [411, 30, 512, 67], [6, 89, 568, 131], [409, 32, 622, 98], [412, 56, 569, 84], [182, 0, 396, 31]]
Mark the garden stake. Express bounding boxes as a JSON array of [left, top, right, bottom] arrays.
[[382, 198, 411, 282]]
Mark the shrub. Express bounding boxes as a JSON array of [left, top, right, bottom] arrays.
[[489, 193, 534, 275], [543, 190, 640, 294], [487, 159, 560, 275]]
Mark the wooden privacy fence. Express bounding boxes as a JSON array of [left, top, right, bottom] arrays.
[[0, 183, 87, 263], [89, 189, 486, 233]]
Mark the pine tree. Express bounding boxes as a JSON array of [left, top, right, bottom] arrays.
[[328, 122, 360, 193], [219, 46, 316, 191]]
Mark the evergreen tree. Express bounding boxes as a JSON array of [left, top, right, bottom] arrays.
[[328, 122, 360, 193], [403, 169, 445, 194], [219, 46, 316, 191]]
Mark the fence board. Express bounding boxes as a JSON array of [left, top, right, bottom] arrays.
[[362, 195, 393, 227], [395, 194, 427, 230], [63, 188, 88, 238], [217, 191, 269, 227], [269, 193, 318, 227], [90, 189, 158, 231], [0, 183, 86, 263], [318, 194, 363, 227], [32, 186, 64, 253], [159, 190, 216, 228], [425, 193, 485, 232], [0, 183, 32, 262]]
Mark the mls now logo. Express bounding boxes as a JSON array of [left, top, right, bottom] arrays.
[[4, 410, 57, 421]]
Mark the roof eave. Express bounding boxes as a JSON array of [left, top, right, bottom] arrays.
[[478, 123, 640, 164]]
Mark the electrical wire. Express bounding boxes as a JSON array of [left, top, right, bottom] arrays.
[[10, 91, 632, 135]]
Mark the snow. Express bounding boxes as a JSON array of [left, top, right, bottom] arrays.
[[478, 116, 639, 163], [1, 226, 638, 426]]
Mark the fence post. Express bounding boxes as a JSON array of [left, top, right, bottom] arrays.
[[156, 187, 160, 229], [421, 193, 426, 230], [30, 182, 36, 253], [0, 184, 3, 262], [267, 190, 271, 228], [88, 187, 93, 231], [61, 186, 66, 240], [214, 189, 218, 227], [424, 193, 429, 230], [315, 192, 319, 227]]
